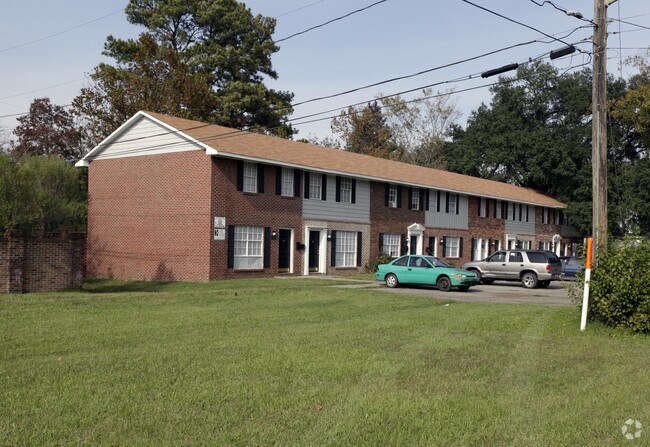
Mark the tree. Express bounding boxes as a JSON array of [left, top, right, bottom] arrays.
[[331, 101, 398, 159], [443, 61, 646, 236], [10, 98, 83, 163], [380, 88, 460, 168], [0, 154, 86, 237], [73, 0, 294, 146]]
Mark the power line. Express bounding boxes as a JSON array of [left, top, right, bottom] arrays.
[[0, 9, 123, 54], [461, 0, 586, 54], [609, 18, 650, 31], [527, 0, 594, 24], [275, 0, 387, 43], [0, 78, 86, 101], [275, 0, 327, 18]]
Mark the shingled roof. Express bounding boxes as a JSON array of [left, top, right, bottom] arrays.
[[80, 111, 566, 208]]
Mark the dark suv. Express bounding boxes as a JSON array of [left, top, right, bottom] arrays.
[[461, 250, 562, 289]]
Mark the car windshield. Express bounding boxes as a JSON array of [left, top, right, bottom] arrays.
[[424, 256, 451, 268]]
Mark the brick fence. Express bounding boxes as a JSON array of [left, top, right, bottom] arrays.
[[0, 235, 85, 293]]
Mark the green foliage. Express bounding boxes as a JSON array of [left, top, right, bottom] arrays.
[[570, 236, 650, 333], [365, 252, 394, 273], [73, 0, 294, 145], [0, 154, 86, 237]]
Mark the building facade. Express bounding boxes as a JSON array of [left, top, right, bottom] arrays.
[[77, 111, 582, 281]]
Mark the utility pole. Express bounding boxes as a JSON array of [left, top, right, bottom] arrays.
[[591, 0, 610, 255]]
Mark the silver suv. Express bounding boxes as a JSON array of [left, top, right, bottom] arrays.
[[461, 250, 562, 289]]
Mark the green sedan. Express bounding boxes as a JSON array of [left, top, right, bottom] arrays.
[[375, 255, 480, 292]]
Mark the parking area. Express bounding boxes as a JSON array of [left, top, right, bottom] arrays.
[[372, 281, 574, 306]]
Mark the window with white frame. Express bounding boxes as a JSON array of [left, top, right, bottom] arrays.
[[540, 241, 551, 251], [281, 168, 293, 196], [411, 187, 420, 210], [496, 200, 502, 219], [243, 162, 257, 193], [445, 236, 460, 258], [388, 184, 398, 208], [520, 240, 531, 249], [542, 208, 549, 224], [309, 174, 322, 199], [340, 177, 352, 203], [381, 233, 401, 257], [234, 225, 263, 270], [448, 193, 457, 214], [554, 209, 560, 225], [335, 231, 357, 267], [479, 198, 487, 217]]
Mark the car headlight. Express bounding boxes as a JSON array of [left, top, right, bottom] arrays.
[[453, 274, 466, 278]]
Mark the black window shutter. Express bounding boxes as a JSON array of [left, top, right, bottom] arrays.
[[396, 186, 402, 208], [478, 198, 482, 216], [436, 191, 441, 212], [264, 227, 271, 268], [227, 225, 235, 268], [538, 241, 543, 250], [330, 231, 337, 267], [493, 199, 498, 218], [519, 204, 523, 221], [275, 166, 282, 195], [445, 193, 450, 213], [356, 232, 362, 267], [304, 172, 310, 198], [321, 174, 327, 200], [428, 237, 435, 256], [408, 187, 413, 210], [236, 161, 244, 191], [425, 189, 430, 211], [459, 237, 464, 257], [401, 234, 408, 255], [471, 238, 476, 260], [294, 170, 301, 197], [503, 201, 508, 220], [384, 183, 390, 207], [335, 176, 341, 202], [456, 194, 460, 214], [257, 164, 265, 193], [379, 233, 384, 252], [351, 179, 356, 204], [486, 198, 490, 217], [442, 236, 447, 257], [526, 205, 530, 222]]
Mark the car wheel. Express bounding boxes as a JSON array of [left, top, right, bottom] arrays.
[[385, 273, 399, 288], [458, 286, 470, 292], [538, 280, 550, 288], [469, 269, 482, 282], [437, 276, 452, 292], [521, 272, 538, 289], [482, 279, 494, 285]]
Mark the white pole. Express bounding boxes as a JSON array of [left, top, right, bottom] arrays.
[[580, 237, 594, 332]]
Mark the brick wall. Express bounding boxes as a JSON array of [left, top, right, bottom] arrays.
[[369, 181, 425, 261], [0, 236, 84, 293], [86, 151, 213, 282], [303, 219, 371, 274], [210, 157, 304, 280]]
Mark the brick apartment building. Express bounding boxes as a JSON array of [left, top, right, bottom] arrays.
[[76, 111, 582, 282]]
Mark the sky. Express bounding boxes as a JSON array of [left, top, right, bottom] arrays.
[[0, 0, 648, 144]]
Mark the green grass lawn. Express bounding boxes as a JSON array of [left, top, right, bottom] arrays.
[[1, 278, 648, 446]]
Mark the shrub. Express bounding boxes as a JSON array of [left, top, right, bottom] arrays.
[[569, 236, 650, 333], [366, 253, 394, 273]]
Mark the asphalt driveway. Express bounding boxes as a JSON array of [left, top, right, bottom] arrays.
[[369, 280, 575, 306]]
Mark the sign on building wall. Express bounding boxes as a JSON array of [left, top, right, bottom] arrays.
[[213, 216, 226, 240]]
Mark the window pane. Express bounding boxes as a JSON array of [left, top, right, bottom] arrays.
[[243, 162, 257, 193], [412, 187, 419, 210], [281, 168, 293, 196], [309, 174, 321, 199], [445, 236, 459, 257], [234, 225, 263, 269], [388, 185, 397, 207], [340, 177, 352, 203], [381, 233, 400, 257], [335, 231, 357, 267]]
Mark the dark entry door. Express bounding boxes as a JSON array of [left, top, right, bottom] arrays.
[[410, 235, 418, 254], [309, 230, 320, 272], [278, 229, 291, 272]]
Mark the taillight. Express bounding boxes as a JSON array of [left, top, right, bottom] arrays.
[[546, 264, 551, 271]]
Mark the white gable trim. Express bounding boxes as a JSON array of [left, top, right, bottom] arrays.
[[75, 111, 217, 167]]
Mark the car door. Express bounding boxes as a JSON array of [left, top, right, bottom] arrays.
[[407, 256, 436, 285], [389, 256, 411, 283], [506, 251, 525, 278], [483, 251, 507, 278]]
